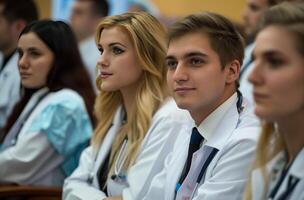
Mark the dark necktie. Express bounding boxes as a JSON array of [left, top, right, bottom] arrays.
[[178, 127, 204, 186]]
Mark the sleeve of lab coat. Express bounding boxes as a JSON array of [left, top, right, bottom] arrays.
[[193, 128, 258, 200], [141, 151, 175, 200], [0, 131, 63, 184], [122, 114, 187, 200], [63, 146, 107, 200]]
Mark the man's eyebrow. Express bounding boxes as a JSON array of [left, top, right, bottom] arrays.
[[166, 51, 208, 60], [184, 52, 208, 58], [165, 55, 176, 60]]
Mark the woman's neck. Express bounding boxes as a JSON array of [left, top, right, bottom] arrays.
[[277, 111, 304, 163], [120, 88, 138, 121]]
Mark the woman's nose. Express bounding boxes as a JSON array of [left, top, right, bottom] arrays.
[[97, 52, 109, 68], [18, 55, 30, 69]]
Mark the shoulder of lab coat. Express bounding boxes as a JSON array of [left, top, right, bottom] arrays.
[[63, 98, 191, 200], [0, 88, 91, 186], [142, 121, 192, 200], [0, 52, 20, 127], [122, 98, 190, 200], [251, 148, 304, 200], [144, 98, 260, 200]]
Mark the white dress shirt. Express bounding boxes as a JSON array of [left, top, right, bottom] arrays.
[[143, 93, 260, 200]]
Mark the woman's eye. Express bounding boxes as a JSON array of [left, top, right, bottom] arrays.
[[267, 57, 285, 68], [98, 48, 103, 55], [112, 47, 124, 55], [17, 50, 23, 58], [29, 51, 41, 57]]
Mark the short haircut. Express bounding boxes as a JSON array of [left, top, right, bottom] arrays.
[[77, 0, 109, 17], [168, 12, 245, 68], [0, 0, 38, 23]]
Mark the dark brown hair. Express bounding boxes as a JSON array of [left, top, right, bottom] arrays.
[[3, 20, 96, 139], [168, 12, 245, 68]]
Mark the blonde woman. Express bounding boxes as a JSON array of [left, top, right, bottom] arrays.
[[244, 2, 304, 200], [63, 12, 189, 200]]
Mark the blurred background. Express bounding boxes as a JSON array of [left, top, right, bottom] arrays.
[[35, 0, 245, 23]]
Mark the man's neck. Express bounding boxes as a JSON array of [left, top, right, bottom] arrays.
[[2, 45, 16, 57]]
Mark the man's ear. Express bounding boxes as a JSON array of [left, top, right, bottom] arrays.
[[10, 19, 27, 38], [225, 59, 240, 84], [15, 19, 27, 33]]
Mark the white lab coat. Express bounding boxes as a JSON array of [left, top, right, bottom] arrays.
[[240, 43, 255, 105], [0, 88, 92, 186], [0, 52, 20, 128], [144, 97, 260, 200], [251, 147, 304, 200], [63, 98, 191, 200]]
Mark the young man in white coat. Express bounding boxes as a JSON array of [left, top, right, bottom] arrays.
[[0, 0, 38, 136], [144, 12, 261, 200], [70, 0, 108, 92]]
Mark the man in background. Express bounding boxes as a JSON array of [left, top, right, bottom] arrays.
[[70, 0, 108, 91], [0, 0, 38, 134], [240, 0, 290, 103]]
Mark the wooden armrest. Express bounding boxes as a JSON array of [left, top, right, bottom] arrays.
[[0, 185, 62, 200]]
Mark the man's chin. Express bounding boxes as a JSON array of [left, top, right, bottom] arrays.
[[175, 101, 191, 111]]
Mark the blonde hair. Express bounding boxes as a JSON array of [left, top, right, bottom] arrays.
[[243, 122, 285, 199], [92, 12, 167, 177], [244, 2, 304, 199]]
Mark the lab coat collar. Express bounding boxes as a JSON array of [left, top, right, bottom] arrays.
[[289, 147, 304, 179], [112, 105, 125, 127], [196, 93, 239, 150], [251, 147, 304, 200], [0, 52, 18, 75]]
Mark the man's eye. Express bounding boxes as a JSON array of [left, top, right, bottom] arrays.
[[190, 58, 204, 65], [166, 60, 177, 69]]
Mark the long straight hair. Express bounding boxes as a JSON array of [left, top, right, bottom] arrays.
[[3, 20, 96, 140], [92, 12, 167, 176]]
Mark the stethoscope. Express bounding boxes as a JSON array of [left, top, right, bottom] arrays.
[[87, 138, 129, 185], [110, 139, 128, 182]]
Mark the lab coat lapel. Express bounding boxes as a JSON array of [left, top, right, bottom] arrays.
[[169, 100, 241, 199], [166, 128, 192, 200], [277, 148, 304, 199], [92, 106, 125, 186], [175, 146, 216, 200]]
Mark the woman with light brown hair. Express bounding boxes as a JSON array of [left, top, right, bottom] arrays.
[[244, 2, 304, 199], [63, 12, 189, 200]]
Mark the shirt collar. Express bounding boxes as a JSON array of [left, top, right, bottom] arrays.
[[196, 93, 237, 142]]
